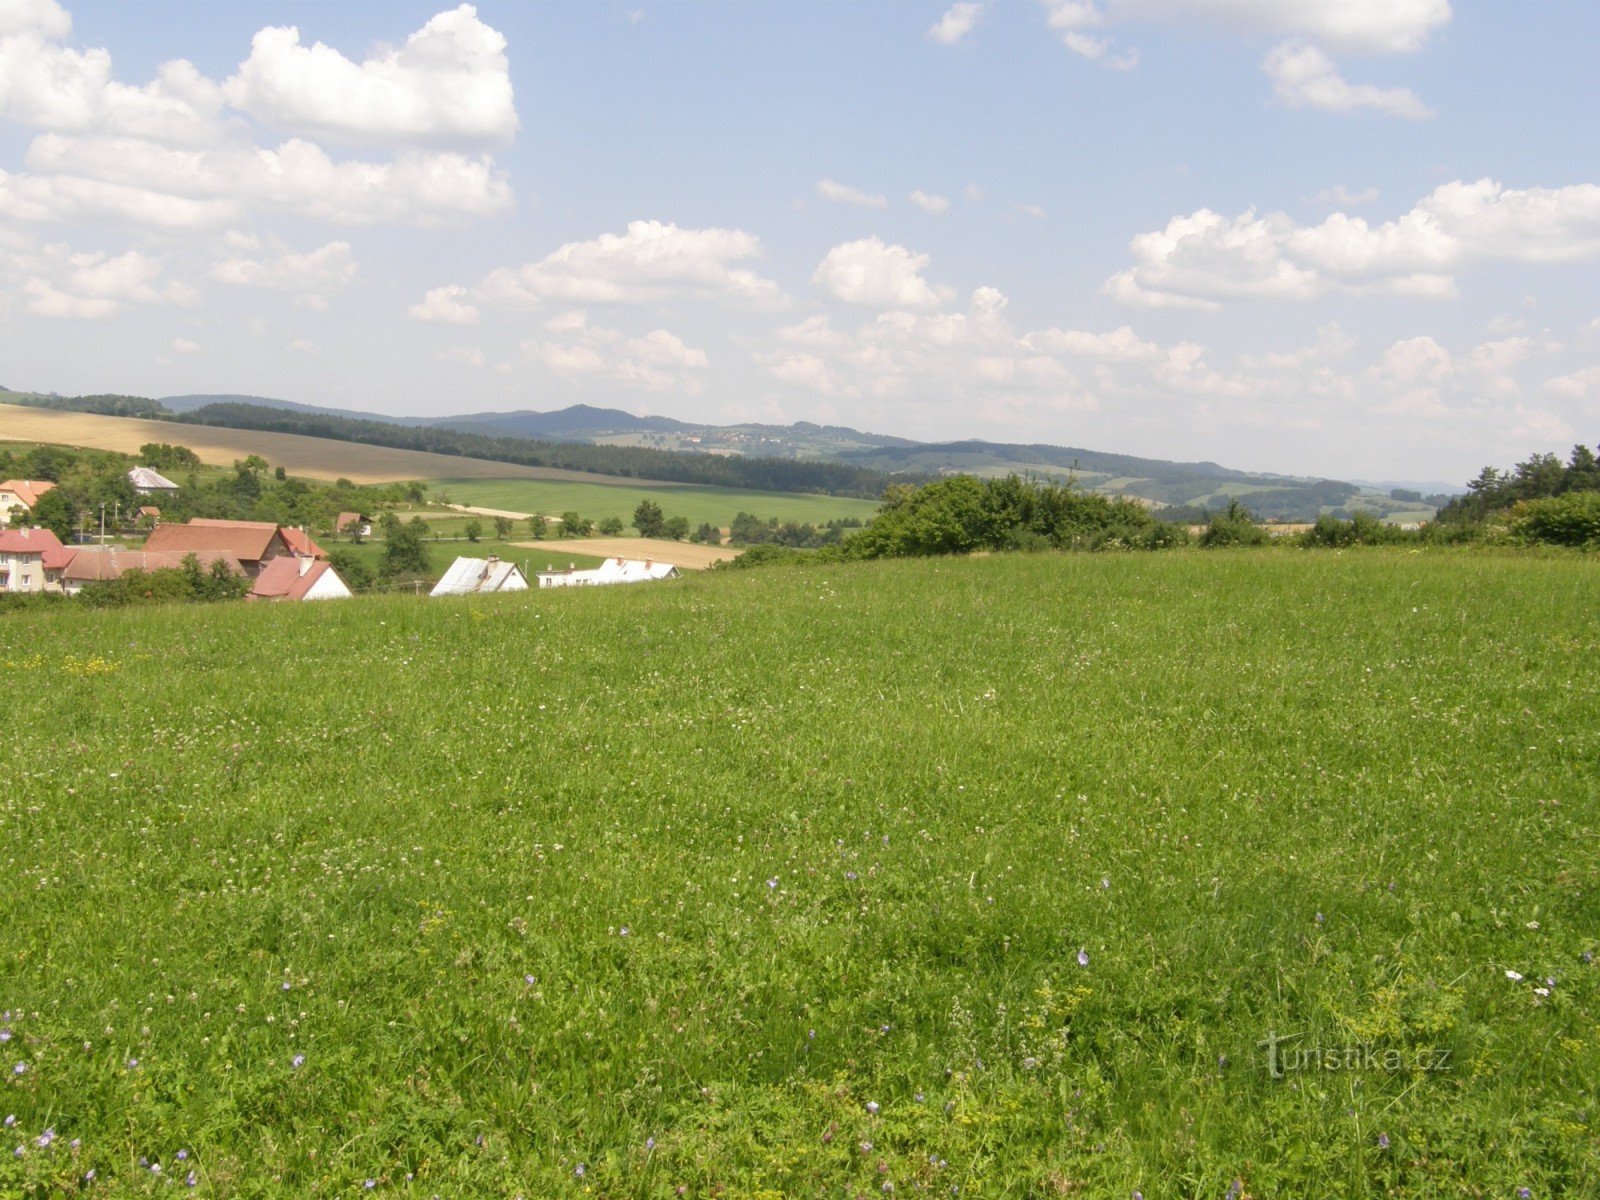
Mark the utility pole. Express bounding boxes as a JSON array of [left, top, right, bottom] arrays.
[[99, 503, 106, 543]]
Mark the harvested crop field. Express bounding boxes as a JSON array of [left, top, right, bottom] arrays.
[[514, 535, 740, 569], [0, 403, 645, 486]]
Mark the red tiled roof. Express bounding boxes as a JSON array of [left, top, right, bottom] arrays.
[[144, 522, 284, 564], [249, 556, 339, 601], [334, 511, 362, 532], [0, 480, 57, 509], [0, 527, 65, 556], [63, 547, 244, 582], [188, 518, 327, 560]]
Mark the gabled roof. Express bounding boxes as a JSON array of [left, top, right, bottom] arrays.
[[127, 467, 179, 490], [0, 526, 65, 558], [145, 521, 284, 563], [63, 547, 243, 582], [334, 511, 363, 532], [430, 556, 529, 596], [186, 519, 327, 560], [0, 480, 56, 509], [249, 556, 346, 601]]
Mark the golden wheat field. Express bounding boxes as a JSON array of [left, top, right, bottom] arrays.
[[513, 535, 740, 569], [0, 403, 632, 485]]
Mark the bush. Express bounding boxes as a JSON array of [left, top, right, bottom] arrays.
[[1508, 492, 1600, 547], [1198, 500, 1269, 548]]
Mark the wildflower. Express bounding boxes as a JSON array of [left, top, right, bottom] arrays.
[[1505, 970, 1523, 982], [1133, 1193, 1144, 1200], [1517, 1190, 1531, 1199], [524, 974, 536, 986], [845, 871, 858, 881], [646, 1137, 655, 1151], [187, 1170, 198, 1187], [151, 1162, 162, 1174], [1377, 1133, 1390, 1150], [914, 1092, 925, 1103], [0, 1030, 9, 1042], [176, 1149, 188, 1160], [866, 1101, 880, 1115], [127, 1058, 139, 1069], [292, 1055, 305, 1069], [37, 1128, 54, 1147], [282, 983, 292, 991], [1583, 951, 1593, 964], [574, 1163, 586, 1178], [12, 1146, 21, 1158], [1224, 1180, 1241, 1200], [84, 1169, 95, 1182], [860, 1141, 873, 1153], [11, 1063, 24, 1075], [1077, 949, 1090, 968], [71, 1138, 80, 1149], [2, 1116, 12, 1128], [364, 1179, 376, 1189], [1101, 878, 1110, 889], [619, 927, 630, 937], [767, 878, 778, 889], [1315, 912, 1324, 925]]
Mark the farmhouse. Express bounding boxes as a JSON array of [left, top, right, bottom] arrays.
[[0, 527, 74, 593], [143, 519, 327, 575], [430, 555, 530, 596], [127, 466, 180, 495], [248, 556, 352, 602], [61, 547, 246, 595], [334, 512, 371, 537], [537, 557, 680, 588], [0, 479, 56, 521]]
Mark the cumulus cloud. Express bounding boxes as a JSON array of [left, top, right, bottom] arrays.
[[224, 5, 517, 148], [816, 178, 887, 208], [0, 5, 517, 232], [908, 190, 950, 216], [172, 336, 199, 354], [1107, 179, 1600, 308], [1545, 364, 1600, 400], [481, 220, 782, 307], [3, 238, 195, 319], [408, 283, 480, 325], [1263, 42, 1431, 119], [213, 240, 357, 295], [928, 3, 985, 45], [813, 237, 943, 309], [526, 316, 709, 394]]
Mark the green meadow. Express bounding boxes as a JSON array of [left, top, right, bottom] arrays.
[[429, 476, 883, 528], [2, 550, 1597, 1197]]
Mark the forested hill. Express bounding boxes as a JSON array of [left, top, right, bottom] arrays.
[[172, 403, 905, 498]]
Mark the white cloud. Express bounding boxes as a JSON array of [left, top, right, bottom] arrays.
[[928, 3, 985, 45], [481, 220, 782, 307], [1263, 42, 1432, 119], [816, 178, 887, 208], [1068, 0, 1451, 55], [1314, 184, 1379, 207], [0, 7, 517, 233], [1108, 179, 1600, 308], [214, 240, 357, 295], [813, 237, 942, 309], [408, 283, 480, 325], [1545, 364, 1600, 401], [223, 5, 517, 148], [172, 336, 199, 354], [527, 317, 709, 393], [908, 190, 950, 216], [6, 240, 194, 320]]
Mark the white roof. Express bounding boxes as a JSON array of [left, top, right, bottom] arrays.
[[430, 556, 529, 596], [127, 466, 179, 490], [537, 557, 679, 587]]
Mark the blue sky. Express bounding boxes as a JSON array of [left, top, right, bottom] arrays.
[[1, 0, 1597, 483]]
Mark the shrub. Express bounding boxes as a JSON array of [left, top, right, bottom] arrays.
[[1508, 492, 1600, 547]]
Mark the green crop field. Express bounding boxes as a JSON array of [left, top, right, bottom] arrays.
[[3, 551, 1597, 1197], [430, 476, 883, 528]]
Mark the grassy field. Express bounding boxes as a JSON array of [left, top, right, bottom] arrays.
[[329, 537, 605, 585], [2, 550, 1597, 1197], [431, 477, 883, 528]]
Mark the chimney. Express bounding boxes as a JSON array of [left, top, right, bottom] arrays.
[[645, 559, 652, 569], [487, 554, 499, 564]]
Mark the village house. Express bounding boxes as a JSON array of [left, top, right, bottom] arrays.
[[0, 527, 74, 593], [248, 556, 352, 602], [142, 519, 327, 576], [126, 467, 180, 496], [334, 512, 371, 538], [430, 555, 530, 596], [60, 547, 245, 596], [0, 480, 56, 522], [536, 557, 680, 588]]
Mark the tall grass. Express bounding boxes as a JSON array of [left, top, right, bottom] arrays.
[[2, 550, 1596, 1196]]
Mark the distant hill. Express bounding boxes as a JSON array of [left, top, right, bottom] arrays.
[[22, 388, 1431, 520]]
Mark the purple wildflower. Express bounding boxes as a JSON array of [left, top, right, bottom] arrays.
[[767, 878, 778, 889], [0, 1029, 10, 1042], [1377, 1133, 1390, 1150], [10, 1063, 25, 1075], [1517, 1190, 1531, 1199], [282, 982, 291, 991], [2, 1116, 12, 1128], [176, 1149, 188, 1160], [187, 1170, 198, 1187], [364, 1179, 376, 1190], [574, 1163, 586, 1178], [866, 1101, 880, 1115], [1077, 948, 1090, 968], [524, 974, 535, 985], [292, 1054, 305, 1069], [12, 1146, 22, 1159], [646, 1137, 655, 1151], [845, 871, 858, 881], [37, 1129, 54, 1148]]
